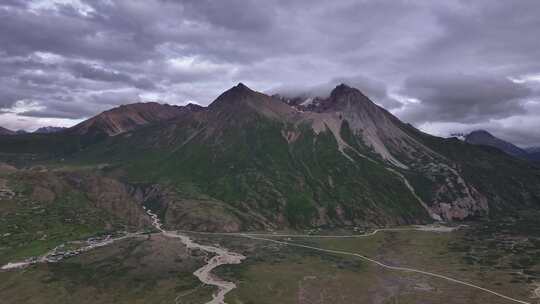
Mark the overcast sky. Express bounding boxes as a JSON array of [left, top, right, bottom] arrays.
[[1, 0, 540, 146]]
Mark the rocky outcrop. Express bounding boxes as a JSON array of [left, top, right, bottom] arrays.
[[132, 184, 261, 232]]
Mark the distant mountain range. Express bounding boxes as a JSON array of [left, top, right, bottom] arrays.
[[1, 83, 540, 231], [455, 130, 540, 163], [0, 126, 16, 135], [34, 126, 67, 134], [0, 102, 200, 138], [0, 126, 65, 135]]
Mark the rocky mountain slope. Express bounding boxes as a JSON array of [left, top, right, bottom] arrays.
[[1, 84, 540, 231], [68, 102, 203, 137]]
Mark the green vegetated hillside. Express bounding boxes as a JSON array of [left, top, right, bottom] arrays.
[[0, 167, 150, 265], [1, 83, 540, 231]]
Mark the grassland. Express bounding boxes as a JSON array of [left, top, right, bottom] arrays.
[[1, 220, 539, 303], [185, 220, 540, 304], [0, 234, 215, 304]]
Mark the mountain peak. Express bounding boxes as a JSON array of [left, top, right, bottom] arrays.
[[465, 129, 527, 157], [330, 83, 362, 97], [229, 82, 254, 95], [333, 83, 352, 91], [236, 82, 249, 89], [184, 103, 205, 112], [307, 83, 374, 113], [208, 83, 296, 121], [226, 82, 253, 95], [468, 130, 493, 137], [209, 83, 258, 108]]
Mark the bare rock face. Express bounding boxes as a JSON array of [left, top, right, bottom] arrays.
[[431, 186, 489, 221], [414, 163, 490, 221]]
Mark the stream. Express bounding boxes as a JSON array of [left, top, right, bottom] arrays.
[[144, 208, 245, 304]]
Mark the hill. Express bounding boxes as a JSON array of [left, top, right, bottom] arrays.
[[0, 127, 15, 136]]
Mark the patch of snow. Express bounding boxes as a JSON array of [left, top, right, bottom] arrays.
[[300, 97, 314, 106]]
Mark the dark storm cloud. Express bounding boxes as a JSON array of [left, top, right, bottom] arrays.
[[399, 74, 532, 123], [0, 2, 155, 62], [0, 90, 28, 108], [0, 0, 540, 145], [181, 0, 274, 32], [67, 62, 155, 89], [414, 1, 540, 74]]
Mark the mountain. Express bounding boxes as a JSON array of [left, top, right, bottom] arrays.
[[34, 126, 66, 134], [464, 130, 528, 157], [525, 147, 540, 154], [68, 102, 203, 137], [462, 130, 540, 163], [53, 83, 539, 231], [0, 127, 15, 136], [1, 84, 540, 231], [525, 147, 540, 162]]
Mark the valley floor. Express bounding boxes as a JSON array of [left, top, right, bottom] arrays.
[[1, 220, 540, 304]]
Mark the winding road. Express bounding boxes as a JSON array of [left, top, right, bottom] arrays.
[[177, 225, 531, 303], [240, 234, 531, 304]]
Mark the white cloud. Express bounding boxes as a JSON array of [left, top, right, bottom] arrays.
[[0, 111, 82, 131]]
